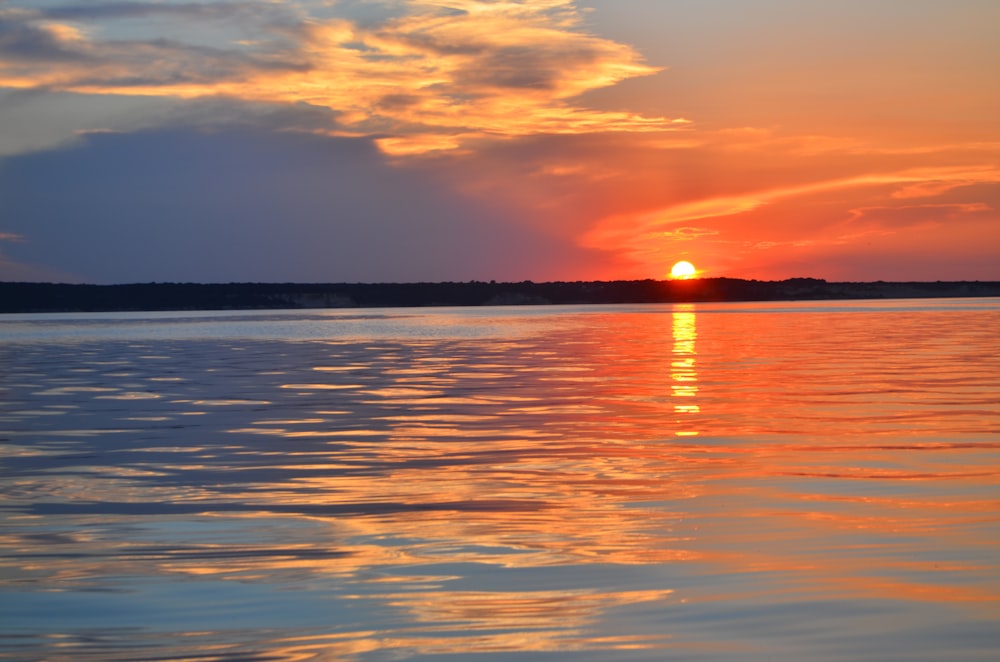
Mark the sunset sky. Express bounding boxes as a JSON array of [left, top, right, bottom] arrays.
[[1, 0, 998, 283]]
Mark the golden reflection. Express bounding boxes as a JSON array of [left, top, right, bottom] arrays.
[[671, 305, 700, 435]]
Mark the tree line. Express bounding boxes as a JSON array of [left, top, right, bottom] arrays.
[[2, 278, 998, 313]]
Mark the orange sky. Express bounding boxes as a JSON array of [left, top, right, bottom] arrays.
[[0, 0, 997, 282]]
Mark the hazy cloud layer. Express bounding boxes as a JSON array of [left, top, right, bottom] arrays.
[[0, 128, 609, 282]]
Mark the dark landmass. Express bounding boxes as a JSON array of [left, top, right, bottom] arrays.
[[2, 278, 999, 313]]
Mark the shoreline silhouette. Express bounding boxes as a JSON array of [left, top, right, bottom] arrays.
[[3, 278, 999, 313]]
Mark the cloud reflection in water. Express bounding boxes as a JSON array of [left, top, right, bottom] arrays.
[[1, 302, 999, 659]]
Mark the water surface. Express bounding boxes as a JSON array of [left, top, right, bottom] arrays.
[[2, 300, 999, 660]]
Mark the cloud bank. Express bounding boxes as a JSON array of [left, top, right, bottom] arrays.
[[0, 0, 682, 154]]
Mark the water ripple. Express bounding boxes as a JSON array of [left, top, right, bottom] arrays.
[[2, 301, 999, 660]]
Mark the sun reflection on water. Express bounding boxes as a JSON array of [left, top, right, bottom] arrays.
[[671, 305, 700, 434]]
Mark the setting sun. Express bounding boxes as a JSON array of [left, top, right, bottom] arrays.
[[669, 260, 697, 280]]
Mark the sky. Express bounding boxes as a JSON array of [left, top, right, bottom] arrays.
[[1, 0, 998, 284]]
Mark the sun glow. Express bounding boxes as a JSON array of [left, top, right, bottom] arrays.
[[669, 261, 697, 280]]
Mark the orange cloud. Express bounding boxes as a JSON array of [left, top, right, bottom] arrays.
[[0, 1, 685, 154]]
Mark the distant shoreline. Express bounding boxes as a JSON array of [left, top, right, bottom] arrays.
[[2, 278, 999, 314]]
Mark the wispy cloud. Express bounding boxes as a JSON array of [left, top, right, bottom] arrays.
[[847, 203, 993, 229], [581, 162, 1000, 274], [661, 227, 719, 241], [891, 180, 979, 200]]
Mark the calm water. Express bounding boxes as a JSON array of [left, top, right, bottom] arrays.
[[1, 300, 998, 660]]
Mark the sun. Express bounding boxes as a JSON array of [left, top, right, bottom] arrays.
[[669, 260, 697, 280]]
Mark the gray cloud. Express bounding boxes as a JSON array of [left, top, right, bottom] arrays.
[[0, 10, 93, 62], [69, 38, 309, 87], [0, 2, 310, 87], [42, 2, 262, 21], [40, 1, 304, 31], [459, 45, 577, 91]]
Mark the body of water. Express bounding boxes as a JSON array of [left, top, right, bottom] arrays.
[[1, 299, 999, 660]]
